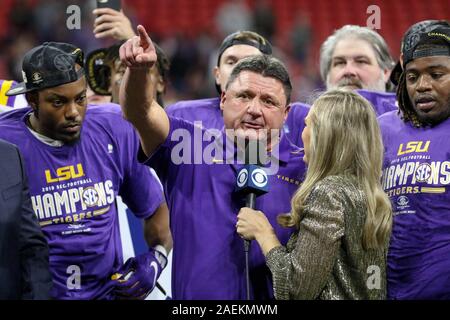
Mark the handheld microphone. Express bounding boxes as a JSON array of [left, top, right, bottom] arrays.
[[235, 164, 269, 210], [235, 139, 269, 197], [235, 141, 269, 300], [235, 140, 269, 244]]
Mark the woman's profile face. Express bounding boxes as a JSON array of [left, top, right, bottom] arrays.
[[301, 114, 312, 164]]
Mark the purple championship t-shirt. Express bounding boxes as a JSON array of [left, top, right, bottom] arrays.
[[0, 104, 164, 300], [378, 111, 450, 299], [140, 116, 307, 300]]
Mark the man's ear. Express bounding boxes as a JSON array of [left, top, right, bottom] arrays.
[[285, 105, 291, 120], [156, 74, 165, 94], [219, 91, 226, 111], [25, 92, 38, 110], [383, 68, 392, 83], [213, 66, 221, 88]]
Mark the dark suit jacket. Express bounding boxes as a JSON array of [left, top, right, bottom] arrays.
[[0, 139, 52, 299]]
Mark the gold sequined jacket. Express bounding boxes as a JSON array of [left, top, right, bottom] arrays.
[[266, 175, 387, 300]]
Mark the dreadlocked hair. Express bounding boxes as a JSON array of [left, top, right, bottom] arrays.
[[397, 43, 449, 128], [396, 71, 423, 128]]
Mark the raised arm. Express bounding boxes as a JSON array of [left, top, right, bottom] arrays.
[[119, 25, 170, 157]]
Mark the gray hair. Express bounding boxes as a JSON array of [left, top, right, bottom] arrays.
[[320, 25, 395, 82], [225, 55, 292, 105]]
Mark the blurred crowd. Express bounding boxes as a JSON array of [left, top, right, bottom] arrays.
[[0, 0, 321, 105], [1, 0, 448, 104]]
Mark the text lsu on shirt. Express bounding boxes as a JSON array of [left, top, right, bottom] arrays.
[[378, 111, 450, 299], [0, 104, 164, 299]]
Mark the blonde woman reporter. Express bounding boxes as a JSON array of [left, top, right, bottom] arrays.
[[237, 90, 392, 300]]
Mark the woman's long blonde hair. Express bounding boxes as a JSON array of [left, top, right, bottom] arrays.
[[279, 90, 392, 250]]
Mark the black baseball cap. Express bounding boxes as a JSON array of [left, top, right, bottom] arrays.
[[390, 20, 450, 86], [217, 30, 273, 67], [85, 48, 111, 96], [6, 42, 85, 96], [215, 31, 272, 93]]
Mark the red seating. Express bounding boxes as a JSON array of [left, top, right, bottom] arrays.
[[1, 0, 449, 61]]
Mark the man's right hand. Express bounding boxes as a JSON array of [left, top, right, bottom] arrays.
[[118, 25, 169, 158], [111, 249, 168, 300], [119, 25, 157, 70]]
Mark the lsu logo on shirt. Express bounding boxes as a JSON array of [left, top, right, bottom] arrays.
[[397, 141, 430, 156], [45, 164, 85, 183]]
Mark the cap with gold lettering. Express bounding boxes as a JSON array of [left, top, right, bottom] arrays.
[[390, 20, 450, 85]]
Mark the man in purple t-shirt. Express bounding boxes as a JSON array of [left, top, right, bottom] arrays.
[[120, 26, 307, 300], [320, 25, 395, 93], [165, 30, 311, 148], [166, 28, 399, 149], [288, 26, 399, 146], [0, 42, 172, 300], [378, 20, 450, 299], [319, 25, 398, 114]]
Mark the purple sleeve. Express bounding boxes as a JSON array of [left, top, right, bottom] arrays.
[[118, 120, 165, 219], [138, 116, 196, 181]]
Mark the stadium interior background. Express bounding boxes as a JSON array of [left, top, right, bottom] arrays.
[[0, 0, 449, 104]]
